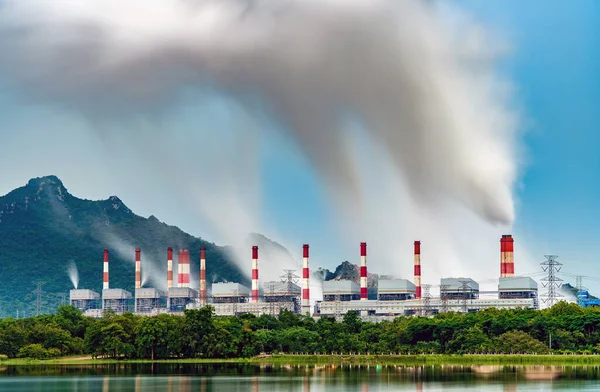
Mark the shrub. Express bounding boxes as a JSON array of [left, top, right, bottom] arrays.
[[18, 344, 49, 360]]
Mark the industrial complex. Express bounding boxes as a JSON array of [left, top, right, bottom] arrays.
[[70, 234, 540, 319]]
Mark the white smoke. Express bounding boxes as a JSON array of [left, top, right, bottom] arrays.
[[67, 260, 79, 289], [101, 232, 167, 291], [0, 0, 522, 282]]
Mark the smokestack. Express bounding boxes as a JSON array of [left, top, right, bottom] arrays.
[[500, 235, 514, 277], [167, 247, 173, 290], [178, 249, 190, 288], [135, 248, 141, 289], [200, 247, 207, 306], [251, 246, 259, 303], [414, 241, 421, 299], [302, 244, 310, 314], [360, 242, 367, 301], [103, 249, 109, 290]]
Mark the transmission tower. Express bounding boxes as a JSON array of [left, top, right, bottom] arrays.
[[280, 270, 300, 289], [540, 255, 563, 307], [439, 284, 450, 313], [33, 282, 44, 316], [576, 276, 584, 306], [458, 280, 471, 313], [269, 284, 276, 317], [422, 284, 431, 316]]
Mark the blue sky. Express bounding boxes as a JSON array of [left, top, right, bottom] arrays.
[[0, 1, 599, 285], [464, 1, 600, 279]]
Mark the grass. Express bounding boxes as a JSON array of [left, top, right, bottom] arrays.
[[4, 354, 600, 366]]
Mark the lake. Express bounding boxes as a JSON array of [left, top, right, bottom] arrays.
[[0, 364, 599, 391]]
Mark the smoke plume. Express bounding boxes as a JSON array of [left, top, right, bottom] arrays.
[[0, 0, 521, 280], [66, 260, 79, 289]]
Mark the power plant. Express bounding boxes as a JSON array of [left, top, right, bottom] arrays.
[[70, 234, 539, 319]]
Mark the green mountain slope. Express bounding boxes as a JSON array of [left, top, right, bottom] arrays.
[[0, 176, 247, 317]]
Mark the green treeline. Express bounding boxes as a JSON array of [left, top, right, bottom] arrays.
[[0, 301, 599, 360]]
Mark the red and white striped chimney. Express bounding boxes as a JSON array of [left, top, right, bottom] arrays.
[[103, 249, 109, 290], [178, 249, 190, 288], [167, 247, 173, 290], [360, 242, 368, 301], [251, 246, 259, 303], [414, 241, 421, 299], [500, 235, 514, 277], [200, 247, 207, 306], [135, 248, 141, 289], [302, 244, 310, 312]]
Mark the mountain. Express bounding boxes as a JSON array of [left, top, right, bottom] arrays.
[[316, 261, 379, 299], [562, 283, 598, 300], [0, 175, 248, 317]]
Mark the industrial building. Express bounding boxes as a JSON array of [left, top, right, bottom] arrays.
[[135, 288, 165, 314], [167, 287, 198, 312], [69, 234, 539, 319], [322, 280, 361, 302], [102, 288, 132, 314], [377, 279, 415, 301], [440, 277, 480, 300], [69, 289, 100, 312]]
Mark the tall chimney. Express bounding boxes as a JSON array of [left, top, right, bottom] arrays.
[[302, 244, 310, 314], [103, 249, 109, 290], [178, 249, 190, 288], [200, 247, 207, 306], [167, 247, 173, 290], [177, 250, 183, 287], [501, 235, 514, 277], [135, 248, 141, 289], [414, 241, 421, 299], [251, 246, 259, 303], [360, 242, 368, 301]]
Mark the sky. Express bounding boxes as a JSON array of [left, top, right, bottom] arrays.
[[0, 0, 599, 291]]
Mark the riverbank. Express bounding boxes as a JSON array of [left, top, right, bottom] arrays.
[[4, 354, 600, 366]]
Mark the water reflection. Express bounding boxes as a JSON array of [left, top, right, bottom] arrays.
[[0, 363, 598, 390]]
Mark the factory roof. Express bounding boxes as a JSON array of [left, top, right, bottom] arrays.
[[378, 279, 416, 293], [167, 287, 198, 298], [70, 289, 100, 300], [440, 277, 479, 292], [323, 280, 360, 295], [102, 288, 133, 299], [264, 281, 301, 295], [498, 276, 538, 291], [135, 288, 166, 299], [211, 282, 250, 297]]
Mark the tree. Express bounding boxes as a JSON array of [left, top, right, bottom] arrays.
[[546, 301, 584, 317], [84, 321, 105, 359], [136, 316, 169, 360], [183, 307, 216, 358], [343, 312, 362, 334], [447, 326, 492, 354], [495, 330, 549, 354], [0, 322, 27, 358], [18, 344, 49, 359], [55, 305, 86, 337], [101, 323, 129, 359]]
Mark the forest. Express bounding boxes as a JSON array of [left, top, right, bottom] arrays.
[[0, 301, 598, 360]]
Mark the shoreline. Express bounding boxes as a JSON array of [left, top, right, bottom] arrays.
[[4, 354, 600, 366]]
